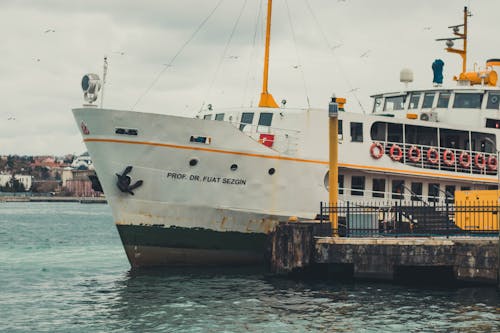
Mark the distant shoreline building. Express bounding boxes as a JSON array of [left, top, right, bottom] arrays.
[[0, 174, 33, 191]]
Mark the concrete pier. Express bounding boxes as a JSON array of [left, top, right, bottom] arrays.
[[268, 222, 499, 285]]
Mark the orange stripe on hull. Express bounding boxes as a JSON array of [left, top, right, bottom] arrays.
[[84, 138, 496, 183]]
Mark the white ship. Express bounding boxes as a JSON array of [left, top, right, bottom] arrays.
[[73, 5, 500, 267]]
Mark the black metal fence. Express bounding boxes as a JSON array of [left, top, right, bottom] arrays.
[[319, 200, 500, 237]]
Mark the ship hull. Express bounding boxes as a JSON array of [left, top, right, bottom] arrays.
[[72, 107, 328, 267]]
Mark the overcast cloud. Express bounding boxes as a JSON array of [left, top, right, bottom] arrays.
[[0, 0, 498, 155]]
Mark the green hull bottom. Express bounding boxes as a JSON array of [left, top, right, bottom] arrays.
[[116, 224, 268, 268]]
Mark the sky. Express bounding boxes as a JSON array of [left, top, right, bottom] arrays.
[[1, 0, 499, 155]]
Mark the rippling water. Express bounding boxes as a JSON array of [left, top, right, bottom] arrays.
[[1, 202, 499, 332]]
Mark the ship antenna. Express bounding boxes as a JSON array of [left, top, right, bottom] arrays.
[[100, 55, 108, 108], [435, 6, 471, 73], [258, 0, 279, 108]]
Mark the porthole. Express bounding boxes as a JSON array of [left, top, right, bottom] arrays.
[[230, 164, 238, 171], [268, 168, 275, 175], [189, 158, 198, 167]]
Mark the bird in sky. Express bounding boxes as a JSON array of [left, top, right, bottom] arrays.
[[360, 50, 371, 58], [44, 29, 55, 33], [423, 26, 432, 31]]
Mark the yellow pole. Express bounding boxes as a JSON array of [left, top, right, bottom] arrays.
[[258, 0, 279, 108], [462, 6, 468, 73], [329, 97, 340, 236]]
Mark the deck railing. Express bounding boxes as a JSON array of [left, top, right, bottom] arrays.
[[374, 141, 498, 176], [319, 200, 500, 237]]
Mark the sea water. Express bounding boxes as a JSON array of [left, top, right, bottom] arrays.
[[0, 202, 499, 332]]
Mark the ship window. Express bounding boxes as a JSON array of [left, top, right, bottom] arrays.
[[405, 125, 438, 146], [445, 185, 455, 203], [460, 186, 471, 191], [240, 112, 254, 130], [373, 97, 383, 113], [486, 93, 500, 109], [257, 113, 273, 132], [258, 113, 273, 126], [339, 174, 344, 194], [350, 122, 363, 142], [351, 176, 365, 196], [370, 122, 386, 141], [485, 118, 500, 129], [453, 93, 482, 109], [387, 123, 403, 143], [428, 183, 440, 202], [203, 114, 212, 120], [215, 113, 225, 121], [422, 92, 435, 108], [437, 91, 451, 108], [384, 95, 406, 111], [338, 119, 343, 140], [372, 178, 385, 198], [408, 92, 421, 109], [411, 182, 423, 201], [392, 180, 404, 200]]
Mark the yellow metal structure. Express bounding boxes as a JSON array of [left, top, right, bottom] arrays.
[[454, 190, 499, 231], [329, 98, 343, 236], [456, 70, 498, 86], [258, 0, 279, 108], [445, 7, 469, 74]]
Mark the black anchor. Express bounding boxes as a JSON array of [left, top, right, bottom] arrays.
[[116, 166, 143, 195]]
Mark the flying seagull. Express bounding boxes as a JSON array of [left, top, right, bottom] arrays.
[[44, 29, 55, 33], [360, 50, 371, 58]]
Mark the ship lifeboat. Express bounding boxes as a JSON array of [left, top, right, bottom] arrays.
[[370, 142, 384, 159], [459, 151, 471, 168], [426, 148, 439, 164], [442, 149, 455, 166], [487, 155, 498, 171], [389, 144, 403, 161], [408, 145, 421, 162], [474, 153, 486, 169]]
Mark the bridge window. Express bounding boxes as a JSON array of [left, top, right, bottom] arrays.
[[486, 93, 500, 109], [351, 176, 365, 196], [437, 91, 451, 108], [372, 178, 385, 198], [384, 95, 406, 111], [453, 93, 482, 109], [408, 92, 421, 109], [350, 122, 363, 142], [422, 92, 435, 108], [373, 97, 383, 113], [203, 114, 212, 120], [240, 112, 254, 130], [215, 113, 225, 121]]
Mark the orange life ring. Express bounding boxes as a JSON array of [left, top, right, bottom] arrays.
[[426, 148, 439, 164], [474, 153, 486, 169], [408, 145, 421, 162], [389, 144, 403, 161], [370, 142, 384, 159], [487, 155, 498, 171], [442, 149, 455, 166], [459, 151, 471, 168]]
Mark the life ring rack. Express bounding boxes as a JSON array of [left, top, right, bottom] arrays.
[[370, 142, 384, 159], [426, 148, 439, 164], [442, 149, 455, 166], [408, 145, 421, 162], [459, 151, 471, 168], [389, 144, 403, 161]]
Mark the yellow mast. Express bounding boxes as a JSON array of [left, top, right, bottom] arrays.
[[437, 6, 470, 73], [258, 0, 279, 108]]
